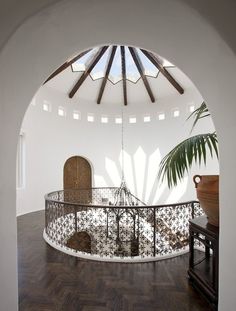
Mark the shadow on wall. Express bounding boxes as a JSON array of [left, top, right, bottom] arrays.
[[96, 147, 189, 205]]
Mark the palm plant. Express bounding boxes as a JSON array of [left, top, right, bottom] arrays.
[[158, 102, 219, 188]]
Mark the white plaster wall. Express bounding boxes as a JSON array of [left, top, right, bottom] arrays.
[[17, 84, 218, 216], [0, 0, 236, 310]]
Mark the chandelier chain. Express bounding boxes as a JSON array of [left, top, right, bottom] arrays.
[[121, 110, 124, 181]]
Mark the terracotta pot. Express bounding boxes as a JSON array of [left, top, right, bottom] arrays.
[[193, 175, 219, 227]]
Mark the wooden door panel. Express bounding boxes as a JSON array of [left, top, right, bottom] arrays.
[[76, 157, 91, 189], [64, 156, 77, 189], [64, 156, 92, 190]]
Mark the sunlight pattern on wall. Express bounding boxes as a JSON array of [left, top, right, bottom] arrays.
[[104, 146, 188, 205], [152, 181, 167, 205], [134, 147, 146, 201], [165, 176, 188, 204], [94, 175, 108, 187], [145, 148, 161, 203], [105, 158, 121, 186], [119, 150, 136, 195]]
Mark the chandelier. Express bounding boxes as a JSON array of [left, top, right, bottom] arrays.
[[113, 111, 139, 207], [113, 180, 138, 206]]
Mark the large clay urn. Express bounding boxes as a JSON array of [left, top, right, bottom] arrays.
[[193, 175, 219, 226]]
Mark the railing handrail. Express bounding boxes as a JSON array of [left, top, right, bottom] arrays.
[[45, 188, 198, 210], [44, 188, 203, 261]]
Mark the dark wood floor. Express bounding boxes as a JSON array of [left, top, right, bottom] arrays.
[[17, 211, 211, 311]]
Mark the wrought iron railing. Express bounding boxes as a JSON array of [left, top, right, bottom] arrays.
[[44, 188, 203, 261]]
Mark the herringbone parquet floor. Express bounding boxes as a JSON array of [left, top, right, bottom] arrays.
[[17, 211, 211, 311]]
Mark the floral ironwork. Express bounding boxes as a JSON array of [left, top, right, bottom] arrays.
[[45, 188, 203, 260]]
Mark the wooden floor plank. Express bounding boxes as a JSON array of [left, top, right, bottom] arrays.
[[17, 211, 211, 311]]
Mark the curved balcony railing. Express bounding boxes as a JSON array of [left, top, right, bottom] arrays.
[[44, 188, 204, 262]]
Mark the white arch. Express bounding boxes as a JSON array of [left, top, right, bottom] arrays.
[[0, 1, 236, 309]]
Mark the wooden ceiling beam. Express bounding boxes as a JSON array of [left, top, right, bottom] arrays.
[[44, 49, 92, 84], [128, 47, 155, 103], [140, 49, 184, 94], [69, 46, 109, 98], [120, 46, 128, 106], [97, 46, 117, 104]]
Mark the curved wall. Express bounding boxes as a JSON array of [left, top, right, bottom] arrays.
[[0, 0, 236, 310], [17, 83, 218, 216]]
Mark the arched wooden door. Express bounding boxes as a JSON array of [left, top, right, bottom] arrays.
[[63, 156, 92, 190]]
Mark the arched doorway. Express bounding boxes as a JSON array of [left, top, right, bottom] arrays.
[[63, 156, 92, 190]]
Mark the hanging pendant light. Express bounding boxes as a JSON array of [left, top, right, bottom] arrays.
[[113, 111, 138, 207]]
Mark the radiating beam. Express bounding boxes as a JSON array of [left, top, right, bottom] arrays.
[[44, 49, 92, 84], [120, 46, 128, 106], [69, 46, 109, 98], [128, 47, 155, 103], [140, 49, 184, 94], [97, 46, 117, 104]]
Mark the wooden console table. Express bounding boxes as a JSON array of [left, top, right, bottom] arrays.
[[188, 216, 219, 309]]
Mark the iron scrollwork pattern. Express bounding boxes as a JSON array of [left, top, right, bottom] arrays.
[[45, 189, 204, 259]]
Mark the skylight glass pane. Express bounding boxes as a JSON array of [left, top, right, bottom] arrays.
[[108, 47, 122, 84], [125, 47, 140, 83], [138, 49, 159, 77], [163, 59, 174, 67], [90, 47, 110, 80], [71, 48, 99, 72], [157, 54, 174, 67]]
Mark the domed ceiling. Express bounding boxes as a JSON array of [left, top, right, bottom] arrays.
[[44, 45, 194, 105]]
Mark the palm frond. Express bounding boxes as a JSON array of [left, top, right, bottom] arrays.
[[158, 132, 218, 188], [187, 102, 210, 133]]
